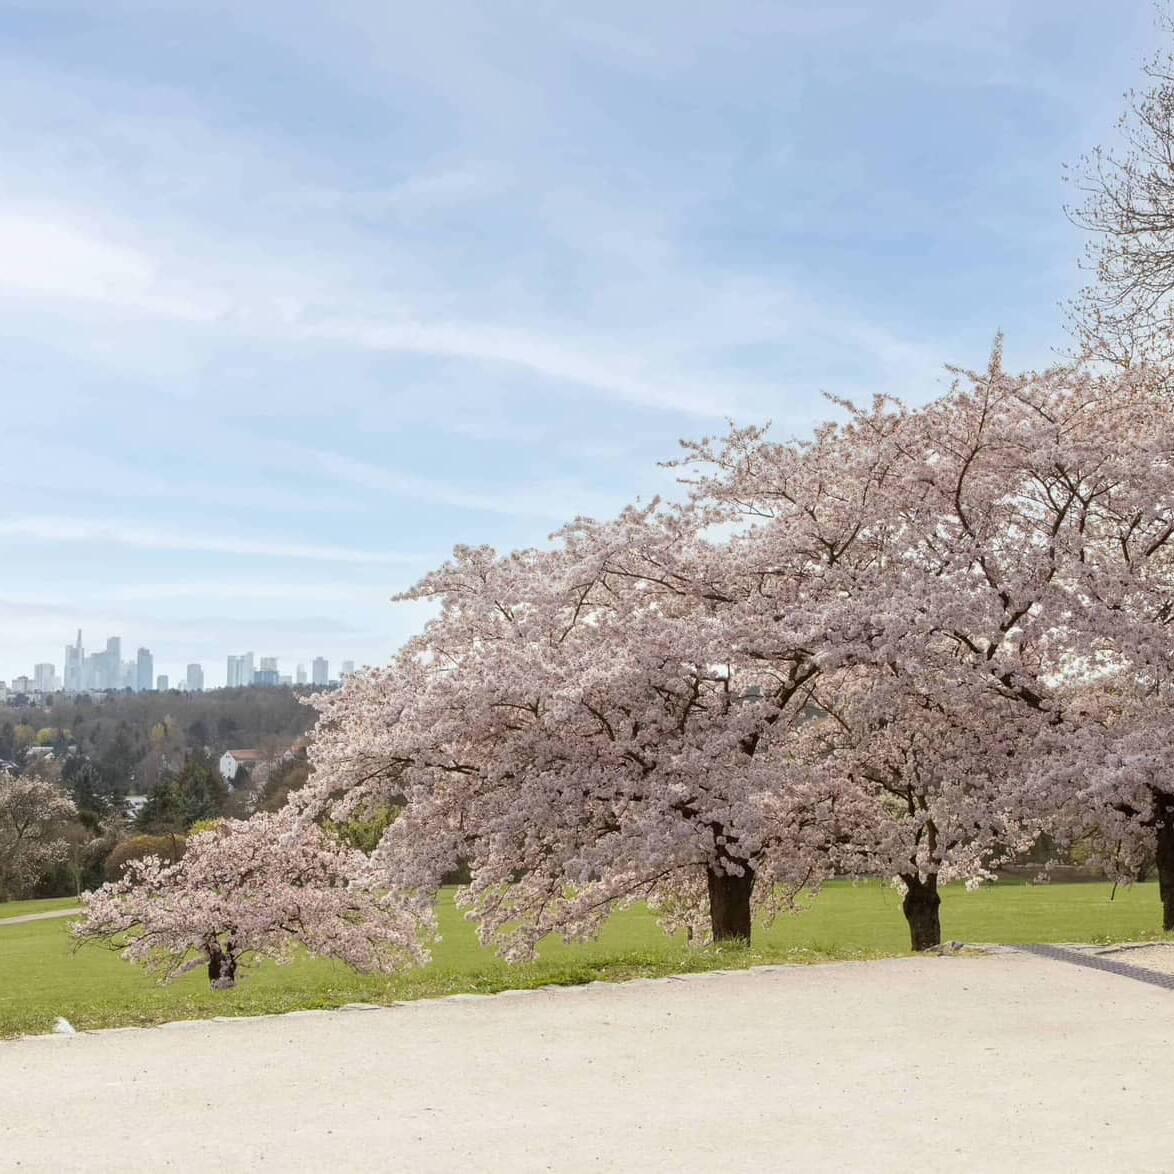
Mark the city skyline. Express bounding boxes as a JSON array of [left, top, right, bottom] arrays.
[[0, 629, 357, 693]]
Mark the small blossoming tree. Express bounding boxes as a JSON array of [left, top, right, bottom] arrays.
[[0, 770, 76, 901], [75, 809, 431, 988]]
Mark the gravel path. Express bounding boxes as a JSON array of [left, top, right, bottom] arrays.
[[3, 951, 1173, 1172], [1095, 942, 1174, 976], [0, 908, 80, 926]]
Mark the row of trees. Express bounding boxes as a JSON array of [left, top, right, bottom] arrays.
[[78, 350, 1174, 982]]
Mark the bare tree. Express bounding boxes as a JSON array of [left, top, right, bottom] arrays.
[[1068, 9, 1174, 369]]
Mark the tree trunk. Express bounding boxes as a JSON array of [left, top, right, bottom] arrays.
[[901, 873, 941, 951], [707, 864, 754, 944], [206, 939, 238, 990], [1154, 792, 1174, 933]]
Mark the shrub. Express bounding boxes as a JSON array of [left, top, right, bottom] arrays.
[[104, 834, 186, 882]]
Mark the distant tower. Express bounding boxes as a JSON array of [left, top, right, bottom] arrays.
[[105, 637, 122, 690], [341, 660, 355, 679], [186, 663, 204, 692], [156, 674, 170, 691], [296, 663, 307, 685], [136, 648, 154, 692], [64, 630, 84, 692], [311, 657, 329, 686]]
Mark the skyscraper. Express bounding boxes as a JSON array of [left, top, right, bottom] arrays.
[[341, 660, 355, 678], [156, 674, 169, 691], [105, 637, 121, 689], [296, 663, 307, 685], [186, 663, 204, 692], [64, 630, 83, 692], [136, 648, 154, 692], [312, 657, 329, 686], [33, 664, 57, 693], [226, 652, 256, 687]]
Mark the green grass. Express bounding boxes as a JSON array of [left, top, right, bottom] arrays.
[[0, 897, 81, 920], [0, 879, 1168, 1039]]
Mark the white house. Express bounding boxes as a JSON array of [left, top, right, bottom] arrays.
[[219, 749, 263, 784]]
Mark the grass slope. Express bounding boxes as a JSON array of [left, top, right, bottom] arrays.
[[0, 879, 1167, 1038]]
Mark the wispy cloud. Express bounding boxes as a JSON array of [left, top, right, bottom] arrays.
[[0, 516, 426, 565], [278, 163, 509, 217], [295, 446, 628, 519]]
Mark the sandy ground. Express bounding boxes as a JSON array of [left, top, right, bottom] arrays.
[[2, 951, 1173, 1173]]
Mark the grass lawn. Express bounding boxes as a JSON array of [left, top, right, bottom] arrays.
[[0, 878, 1168, 1039]]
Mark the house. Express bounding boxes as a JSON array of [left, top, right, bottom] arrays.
[[218, 749, 263, 784]]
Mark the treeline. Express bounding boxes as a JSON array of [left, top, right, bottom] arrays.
[[0, 686, 318, 795]]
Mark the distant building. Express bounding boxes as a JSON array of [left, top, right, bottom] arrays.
[[136, 647, 154, 692], [252, 669, 280, 687], [341, 660, 355, 679], [11, 675, 32, 694], [312, 657, 329, 686], [33, 663, 57, 694], [279, 674, 292, 686], [185, 663, 204, 692], [156, 674, 169, 691], [64, 631, 84, 692], [226, 651, 256, 688], [295, 663, 307, 685], [219, 748, 263, 783], [260, 656, 278, 673]]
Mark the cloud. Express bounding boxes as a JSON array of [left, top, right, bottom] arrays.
[[0, 206, 734, 416], [294, 446, 628, 520], [0, 516, 426, 565], [279, 164, 509, 217]]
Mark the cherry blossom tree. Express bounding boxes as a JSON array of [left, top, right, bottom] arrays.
[[299, 388, 930, 952], [1024, 360, 1174, 929], [303, 538, 855, 954], [75, 809, 430, 988], [0, 770, 75, 901]]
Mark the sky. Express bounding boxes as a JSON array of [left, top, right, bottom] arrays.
[[0, 0, 1161, 685]]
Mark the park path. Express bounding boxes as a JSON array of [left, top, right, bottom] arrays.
[[0, 908, 79, 926], [2, 950, 1173, 1172]]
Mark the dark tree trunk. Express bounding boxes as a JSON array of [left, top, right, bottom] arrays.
[[206, 939, 238, 990], [901, 873, 941, 951], [1154, 792, 1174, 933], [707, 864, 755, 944]]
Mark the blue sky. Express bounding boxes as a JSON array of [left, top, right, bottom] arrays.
[[0, 0, 1158, 685]]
